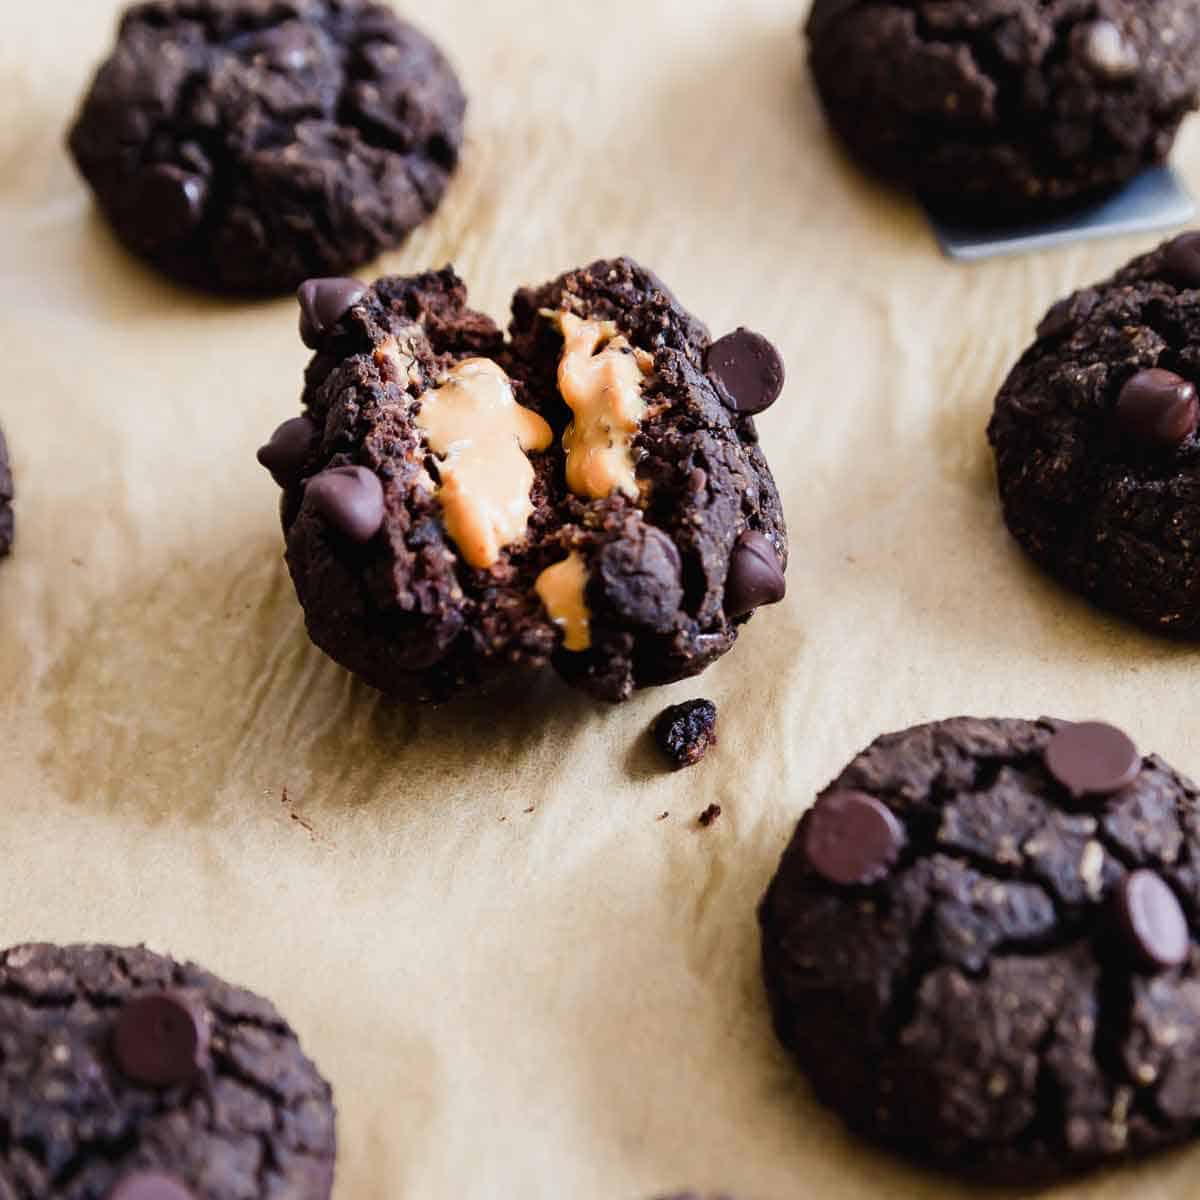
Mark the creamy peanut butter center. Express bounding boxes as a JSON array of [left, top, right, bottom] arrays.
[[415, 358, 553, 570], [535, 552, 591, 652], [549, 311, 652, 500]]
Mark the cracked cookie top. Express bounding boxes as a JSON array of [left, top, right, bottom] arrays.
[[67, 0, 465, 293], [0, 942, 335, 1199], [759, 716, 1200, 1182], [806, 0, 1200, 216], [989, 231, 1200, 635], [259, 259, 788, 703]]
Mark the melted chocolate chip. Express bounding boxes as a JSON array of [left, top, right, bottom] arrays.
[[112, 991, 207, 1088], [803, 790, 906, 886], [306, 465, 385, 543], [1163, 231, 1200, 288], [1115, 368, 1199, 450], [139, 164, 207, 245], [1114, 870, 1189, 972], [705, 329, 785, 415], [257, 415, 317, 486], [108, 1172, 195, 1200], [1044, 722, 1141, 801], [297, 277, 365, 349], [724, 531, 786, 619]]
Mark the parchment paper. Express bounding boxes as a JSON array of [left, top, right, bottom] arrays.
[[4, 1, 1200, 1197]]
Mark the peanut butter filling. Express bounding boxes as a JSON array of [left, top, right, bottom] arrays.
[[550, 311, 652, 500], [535, 552, 592, 651], [415, 358, 553, 570]]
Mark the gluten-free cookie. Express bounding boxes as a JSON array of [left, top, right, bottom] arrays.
[[0, 423, 12, 558], [0, 942, 335, 1197], [806, 1, 1200, 217], [760, 716, 1200, 1182], [257, 260, 788, 702], [989, 232, 1200, 634], [68, 0, 465, 294]]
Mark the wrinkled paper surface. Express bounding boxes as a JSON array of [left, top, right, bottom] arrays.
[[3, 1, 1200, 1197]]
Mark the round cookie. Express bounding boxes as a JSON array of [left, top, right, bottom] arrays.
[[0, 423, 12, 558], [68, 0, 465, 294], [989, 232, 1200, 635], [0, 942, 335, 1197], [759, 716, 1200, 1182], [257, 259, 788, 703], [806, 1, 1200, 218]]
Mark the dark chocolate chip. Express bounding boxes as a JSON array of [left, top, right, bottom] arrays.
[[1163, 232, 1200, 288], [1044, 721, 1141, 801], [705, 329, 785, 415], [654, 698, 718, 770], [297, 277, 365, 349], [108, 1171, 195, 1200], [257, 415, 317, 486], [138, 165, 207, 245], [1114, 870, 1189, 971], [112, 991, 207, 1088], [724, 531, 786, 619], [306, 465, 385, 543], [1115, 368, 1199, 450], [803, 790, 906, 886]]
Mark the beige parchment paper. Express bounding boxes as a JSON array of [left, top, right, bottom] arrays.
[[5, 1, 1200, 1197]]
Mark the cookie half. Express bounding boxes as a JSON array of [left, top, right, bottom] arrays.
[[989, 231, 1200, 634], [68, 0, 465, 294], [760, 716, 1200, 1182], [257, 260, 788, 702], [806, 1, 1200, 217], [0, 942, 335, 1197]]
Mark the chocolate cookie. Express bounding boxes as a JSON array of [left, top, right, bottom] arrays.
[[68, 0, 465, 294], [0, 423, 12, 558], [989, 232, 1200, 634], [806, 1, 1200, 217], [760, 716, 1200, 1182], [0, 942, 335, 1197], [257, 260, 788, 703]]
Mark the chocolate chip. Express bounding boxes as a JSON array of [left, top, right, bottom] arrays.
[[705, 329, 785, 415], [297, 277, 365, 350], [139, 164, 207, 245], [803, 790, 906, 886], [108, 1171, 195, 1200], [724, 531, 786, 618], [306, 465, 385, 543], [257, 415, 317, 486], [1115, 368, 1199, 450], [1044, 722, 1141, 801], [1114, 870, 1189, 972], [112, 991, 207, 1088], [1164, 232, 1200, 288], [654, 698, 718, 769]]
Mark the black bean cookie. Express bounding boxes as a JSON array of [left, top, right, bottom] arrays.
[[806, 1, 1200, 218], [257, 260, 788, 703], [68, 0, 465, 294], [759, 716, 1200, 1182], [989, 232, 1200, 634], [0, 942, 335, 1197], [0, 424, 12, 558]]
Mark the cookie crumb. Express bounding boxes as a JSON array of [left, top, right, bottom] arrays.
[[654, 699, 718, 769], [657, 811, 670, 821], [698, 804, 722, 828]]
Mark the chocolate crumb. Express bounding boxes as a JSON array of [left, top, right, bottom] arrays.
[[654, 699, 719, 769], [657, 812, 670, 821], [698, 804, 722, 828]]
